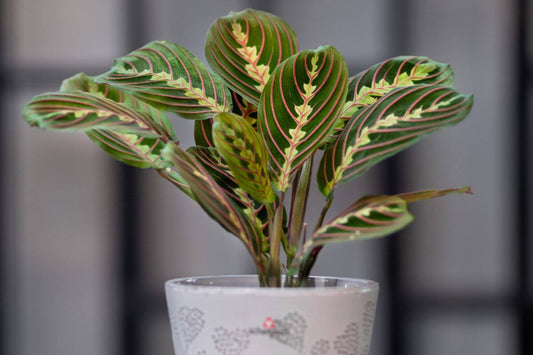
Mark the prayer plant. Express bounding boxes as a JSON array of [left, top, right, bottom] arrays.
[[22, 9, 474, 287]]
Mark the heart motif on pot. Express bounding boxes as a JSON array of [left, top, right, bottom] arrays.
[[176, 307, 205, 347], [212, 327, 250, 355], [268, 312, 307, 352], [310, 338, 330, 355], [334, 322, 360, 354]]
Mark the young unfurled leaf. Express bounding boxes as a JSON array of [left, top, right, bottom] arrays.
[[318, 85, 473, 198], [96, 41, 232, 119], [188, 146, 268, 235], [205, 9, 298, 105], [333, 56, 455, 135], [191, 90, 258, 149], [162, 143, 264, 265], [258, 46, 349, 191], [213, 112, 275, 204]]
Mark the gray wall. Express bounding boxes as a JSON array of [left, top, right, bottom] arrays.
[[2, 0, 527, 354]]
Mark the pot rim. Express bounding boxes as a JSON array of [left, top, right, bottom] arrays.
[[165, 275, 378, 296]]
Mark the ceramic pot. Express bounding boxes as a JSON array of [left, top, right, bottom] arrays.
[[165, 275, 378, 355]]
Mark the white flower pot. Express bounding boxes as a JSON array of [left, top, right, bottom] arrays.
[[165, 275, 379, 355]]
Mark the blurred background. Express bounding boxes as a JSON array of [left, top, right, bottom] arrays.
[[1, 0, 531, 354]]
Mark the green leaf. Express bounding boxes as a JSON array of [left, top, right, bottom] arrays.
[[86, 130, 167, 168], [194, 119, 215, 147], [291, 195, 413, 274], [258, 46, 349, 191], [24, 86, 174, 140], [340, 56, 454, 126], [231, 90, 258, 127], [26, 73, 193, 196], [318, 85, 473, 198], [162, 143, 264, 265], [188, 146, 269, 236], [213, 112, 275, 204], [205, 9, 298, 105], [193, 89, 257, 148], [60, 73, 175, 138], [96, 40, 232, 119], [397, 186, 473, 203], [313, 195, 413, 243]]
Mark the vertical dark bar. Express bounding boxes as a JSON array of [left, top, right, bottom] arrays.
[[118, 167, 141, 355], [515, 0, 531, 354], [385, 0, 410, 354], [120, 0, 146, 355], [0, 0, 6, 352]]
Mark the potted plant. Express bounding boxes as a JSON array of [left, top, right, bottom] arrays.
[[22, 8, 473, 355]]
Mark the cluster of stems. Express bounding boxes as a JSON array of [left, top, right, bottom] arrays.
[[259, 155, 332, 287]]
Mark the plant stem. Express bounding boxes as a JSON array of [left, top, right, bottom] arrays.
[[288, 168, 302, 227], [268, 191, 285, 287], [288, 156, 313, 247], [298, 197, 334, 280], [314, 197, 333, 232]]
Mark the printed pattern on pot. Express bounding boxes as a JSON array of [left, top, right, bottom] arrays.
[[360, 300, 376, 354], [310, 339, 331, 355], [334, 322, 360, 354], [262, 312, 306, 351], [212, 312, 306, 354], [171, 306, 205, 351], [171, 301, 376, 354], [212, 327, 251, 354]]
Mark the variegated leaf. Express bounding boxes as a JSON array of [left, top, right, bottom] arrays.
[[188, 146, 268, 234], [258, 46, 349, 191], [290, 195, 413, 276], [318, 85, 473, 198], [60, 73, 175, 138], [213, 112, 275, 204], [162, 143, 263, 264], [55, 73, 192, 195], [96, 40, 232, 119], [338, 56, 454, 129], [205, 9, 298, 105], [313, 195, 412, 246], [87, 130, 167, 168], [60, 72, 114, 94], [24, 90, 174, 139]]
